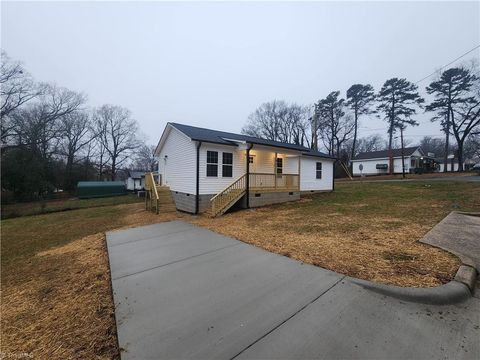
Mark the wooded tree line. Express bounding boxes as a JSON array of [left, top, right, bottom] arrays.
[[243, 65, 480, 172], [1, 51, 155, 201]]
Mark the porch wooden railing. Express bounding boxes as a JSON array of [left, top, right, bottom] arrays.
[[249, 173, 299, 191], [210, 174, 247, 217]]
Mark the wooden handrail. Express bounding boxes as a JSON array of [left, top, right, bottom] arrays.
[[249, 173, 299, 190], [210, 174, 247, 216], [145, 172, 160, 214], [210, 174, 246, 202], [249, 172, 299, 176], [209, 173, 299, 217]]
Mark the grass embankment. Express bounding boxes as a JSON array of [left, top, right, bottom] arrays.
[[1, 200, 179, 359], [1, 194, 142, 219], [192, 181, 479, 287]]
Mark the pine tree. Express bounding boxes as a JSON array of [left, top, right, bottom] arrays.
[[346, 84, 375, 160], [377, 78, 424, 174], [426, 67, 478, 171]]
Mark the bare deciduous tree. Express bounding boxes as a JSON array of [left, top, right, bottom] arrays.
[[9, 84, 86, 153], [1, 50, 42, 143], [59, 111, 95, 189], [419, 136, 446, 157], [94, 104, 140, 180], [133, 143, 157, 172], [242, 100, 309, 145], [345, 134, 385, 158]]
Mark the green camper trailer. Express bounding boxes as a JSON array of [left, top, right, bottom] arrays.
[[77, 181, 126, 199]]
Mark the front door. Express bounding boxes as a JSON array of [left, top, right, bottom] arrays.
[[248, 155, 256, 173]]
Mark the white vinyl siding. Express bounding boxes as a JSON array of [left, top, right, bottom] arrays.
[[157, 126, 197, 194], [300, 157, 333, 191], [438, 161, 459, 172], [199, 144, 246, 195], [352, 157, 412, 176], [249, 149, 300, 174], [249, 148, 275, 173], [283, 156, 299, 174]]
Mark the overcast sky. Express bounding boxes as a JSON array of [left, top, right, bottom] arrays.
[[2, 1, 479, 146]]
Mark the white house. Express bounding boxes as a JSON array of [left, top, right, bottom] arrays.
[[154, 123, 335, 215], [351, 146, 438, 176], [436, 156, 460, 172], [125, 171, 146, 191]]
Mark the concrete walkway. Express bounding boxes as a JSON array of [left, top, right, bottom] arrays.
[[421, 212, 480, 272], [107, 221, 479, 360]]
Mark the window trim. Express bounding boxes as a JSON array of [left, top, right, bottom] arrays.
[[316, 162, 322, 179], [206, 150, 218, 177], [222, 152, 233, 178]]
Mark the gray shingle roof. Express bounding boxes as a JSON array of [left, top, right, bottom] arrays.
[[354, 146, 422, 160], [169, 122, 334, 159], [128, 171, 145, 179]]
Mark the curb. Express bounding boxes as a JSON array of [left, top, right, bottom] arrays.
[[348, 262, 478, 305], [348, 277, 472, 305], [454, 265, 478, 292]]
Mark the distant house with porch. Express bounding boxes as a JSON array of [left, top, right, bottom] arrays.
[[154, 123, 335, 215], [351, 146, 438, 176]]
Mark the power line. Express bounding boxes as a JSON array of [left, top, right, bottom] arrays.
[[415, 44, 480, 84]]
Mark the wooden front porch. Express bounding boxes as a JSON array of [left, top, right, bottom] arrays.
[[210, 172, 300, 217], [249, 173, 300, 192]]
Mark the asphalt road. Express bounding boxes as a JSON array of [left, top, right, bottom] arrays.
[[107, 221, 479, 360]]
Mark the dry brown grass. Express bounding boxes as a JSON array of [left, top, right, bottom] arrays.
[[1, 181, 477, 358], [1, 202, 180, 359], [336, 171, 474, 182], [191, 181, 479, 288]]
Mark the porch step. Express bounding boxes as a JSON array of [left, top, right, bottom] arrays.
[[211, 188, 246, 217], [210, 174, 247, 217], [145, 176, 177, 214], [156, 188, 176, 213]]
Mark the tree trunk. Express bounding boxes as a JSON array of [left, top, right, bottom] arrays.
[[111, 156, 116, 181], [457, 141, 464, 172], [400, 127, 405, 179], [351, 107, 358, 161], [388, 97, 395, 175], [443, 111, 450, 173], [65, 153, 74, 191], [98, 151, 104, 180], [388, 124, 394, 175]]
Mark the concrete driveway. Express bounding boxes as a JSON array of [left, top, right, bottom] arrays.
[[107, 221, 479, 360]]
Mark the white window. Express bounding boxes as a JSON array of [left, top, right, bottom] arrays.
[[222, 152, 233, 177], [207, 151, 218, 177], [316, 162, 322, 179]]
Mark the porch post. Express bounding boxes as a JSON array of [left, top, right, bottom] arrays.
[[246, 144, 253, 208], [274, 152, 278, 189], [297, 155, 301, 190]]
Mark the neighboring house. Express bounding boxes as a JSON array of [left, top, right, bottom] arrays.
[[154, 123, 335, 215], [126, 171, 145, 191], [351, 146, 438, 176], [435, 156, 459, 172]]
